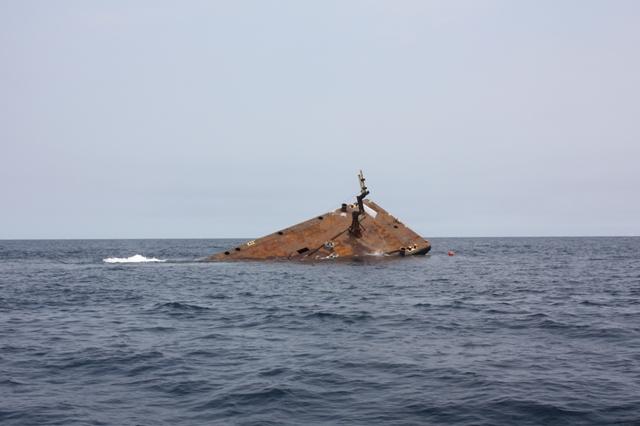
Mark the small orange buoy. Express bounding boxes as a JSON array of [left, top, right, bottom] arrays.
[[447, 250, 455, 256]]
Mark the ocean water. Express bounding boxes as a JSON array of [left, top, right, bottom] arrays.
[[1, 237, 639, 425]]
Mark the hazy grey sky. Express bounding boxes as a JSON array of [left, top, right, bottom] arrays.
[[1, 1, 639, 238]]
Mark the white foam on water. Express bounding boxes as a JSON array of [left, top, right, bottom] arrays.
[[103, 254, 166, 264]]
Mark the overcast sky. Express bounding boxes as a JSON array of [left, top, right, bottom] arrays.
[[1, 1, 639, 239]]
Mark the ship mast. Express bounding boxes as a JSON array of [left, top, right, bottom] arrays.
[[349, 170, 370, 237]]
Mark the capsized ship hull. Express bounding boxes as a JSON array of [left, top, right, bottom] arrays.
[[207, 172, 430, 261]]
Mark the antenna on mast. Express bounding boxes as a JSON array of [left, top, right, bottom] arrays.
[[358, 169, 367, 194]]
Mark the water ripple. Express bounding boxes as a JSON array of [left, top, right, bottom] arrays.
[[1, 237, 640, 425]]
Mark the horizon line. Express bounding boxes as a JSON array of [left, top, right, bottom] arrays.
[[1, 235, 639, 241]]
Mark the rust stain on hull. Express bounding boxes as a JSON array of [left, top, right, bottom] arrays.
[[207, 172, 430, 261]]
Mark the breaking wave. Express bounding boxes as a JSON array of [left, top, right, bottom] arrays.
[[103, 254, 166, 264]]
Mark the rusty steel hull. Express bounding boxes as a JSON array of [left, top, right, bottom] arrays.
[[207, 200, 430, 262]]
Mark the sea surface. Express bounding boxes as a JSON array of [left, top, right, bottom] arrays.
[[1, 237, 639, 425]]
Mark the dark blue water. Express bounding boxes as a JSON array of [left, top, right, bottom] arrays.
[[1, 238, 639, 425]]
